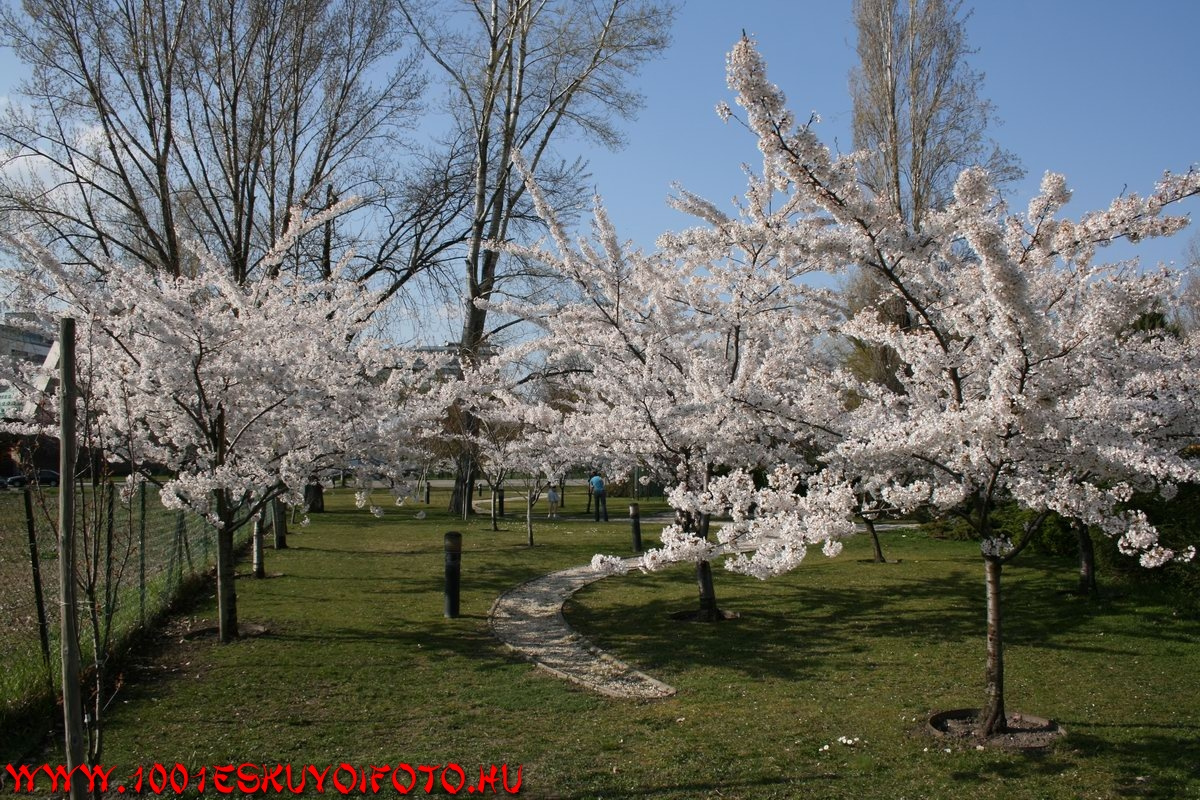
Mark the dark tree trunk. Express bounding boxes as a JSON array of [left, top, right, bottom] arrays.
[[448, 451, 476, 518], [677, 511, 722, 621], [304, 480, 324, 513], [272, 499, 287, 549], [981, 556, 1006, 735], [216, 524, 238, 643], [864, 516, 887, 563], [1076, 522, 1097, 598], [694, 560, 720, 621]]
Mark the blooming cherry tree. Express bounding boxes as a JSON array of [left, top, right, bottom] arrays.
[[505, 400, 587, 546], [691, 37, 1199, 735], [505, 37, 1200, 735], [7, 210, 441, 642], [493, 154, 849, 619]]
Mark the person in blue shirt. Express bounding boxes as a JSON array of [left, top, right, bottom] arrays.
[[589, 471, 608, 522]]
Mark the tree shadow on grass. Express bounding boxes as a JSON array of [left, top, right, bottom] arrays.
[[947, 748, 1077, 789], [1050, 724, 1200, 799], [564, 559, 1117, 687]]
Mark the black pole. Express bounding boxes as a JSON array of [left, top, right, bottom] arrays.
[[23, 488, 52, 686], [629, 502, 643, 553], [444, 532, 462, 618], [138, 481, 146, 627]]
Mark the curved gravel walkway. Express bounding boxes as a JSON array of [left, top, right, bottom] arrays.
[[488, 519, 910, 699], [488, 557, 677, 700]]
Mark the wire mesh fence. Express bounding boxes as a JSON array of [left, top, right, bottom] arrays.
[[0, 482, 248, 718]]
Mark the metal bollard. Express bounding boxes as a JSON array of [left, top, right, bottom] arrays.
[[629, 503, 643, 553], [444, 532, 462, 618]]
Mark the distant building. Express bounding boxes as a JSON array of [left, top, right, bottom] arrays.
[[412, 343, 497, 381], [0, 321, 56, 420], [1, 320, 54, 364]]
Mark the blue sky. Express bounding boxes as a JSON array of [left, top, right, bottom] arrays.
[[579, 0, 1200, 269], [1, 1, 1196, 272]]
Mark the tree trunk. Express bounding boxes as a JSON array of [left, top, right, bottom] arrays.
[[1076, 522, 1097, 598], [695, 559, 720, 622], [681, 510, 721, 621], [216, 524, 238, 643], [981, 556, 1006, 735], [272, 499, 287, 549], [864, 516, 887, 563], [252, 518, 265, 579], [448, 450, 476, 518], [490, 487, 499, 531], [526, 492, 535, 547], [304, 480, 324, 513]]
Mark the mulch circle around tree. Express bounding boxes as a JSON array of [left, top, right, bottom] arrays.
[[927, 708, 1065, 750], [668, 608, 741, 622]]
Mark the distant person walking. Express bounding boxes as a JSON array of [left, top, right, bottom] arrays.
[[589, 471, 608, 522], [546, 483, 560, 518]]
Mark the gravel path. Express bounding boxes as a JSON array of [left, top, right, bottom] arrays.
[[488, 519, 912, 699], [488, 557, 677, 700]]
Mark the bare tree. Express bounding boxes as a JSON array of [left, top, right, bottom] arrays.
[[0, 1, 468, 655], [845, 0, 1022, 375], [850, 0, 1021, 233], [1176, 231, 1200, 332], [843, 0, 1022, 560], [0, 0, 459, 296], [398, 0, 675, 513]]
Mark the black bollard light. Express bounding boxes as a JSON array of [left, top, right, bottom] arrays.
[[629, 503, 643, 553], [444, 532, 463, 618]]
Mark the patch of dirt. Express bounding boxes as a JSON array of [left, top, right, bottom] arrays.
[[928, 708, 1065, 750], [178, 620, 271, 640]]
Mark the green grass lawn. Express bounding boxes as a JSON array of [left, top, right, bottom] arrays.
[[10, 489, 1199, 799]]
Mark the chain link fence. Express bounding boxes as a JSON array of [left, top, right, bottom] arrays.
[[0, 483, 248, 723]]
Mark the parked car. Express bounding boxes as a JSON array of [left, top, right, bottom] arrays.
[[6, 469, 61, 488]]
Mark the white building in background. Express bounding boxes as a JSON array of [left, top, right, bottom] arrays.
[[0, 320, 56, 420]]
